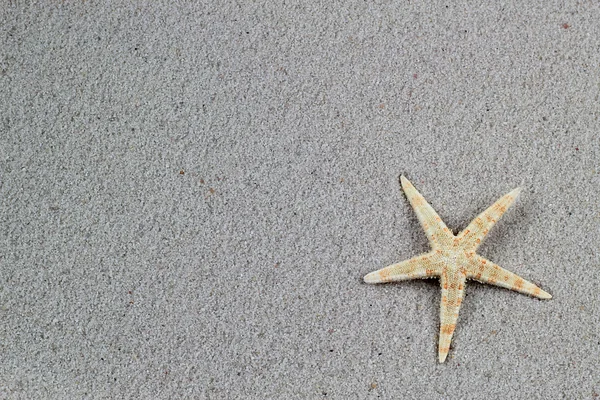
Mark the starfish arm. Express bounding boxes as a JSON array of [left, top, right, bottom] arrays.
[[400, 176, 453, 248], [466, 255, 552, 299], [438, 270, 467, 363], [457, 188, 521, 251], [363, 252, 443, 283]]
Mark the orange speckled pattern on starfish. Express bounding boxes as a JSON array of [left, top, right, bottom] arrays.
[[364, 176, 552, 363]]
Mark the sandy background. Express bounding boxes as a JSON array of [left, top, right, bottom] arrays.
[[1, 1, 599, 398]]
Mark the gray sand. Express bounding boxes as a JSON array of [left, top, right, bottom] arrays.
[[1, 2, 599, 398]]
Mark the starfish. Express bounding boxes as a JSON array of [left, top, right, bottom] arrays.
[[364, 176, 551, 363]]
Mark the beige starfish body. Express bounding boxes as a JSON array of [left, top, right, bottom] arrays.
[[364, 176, 551, 363]]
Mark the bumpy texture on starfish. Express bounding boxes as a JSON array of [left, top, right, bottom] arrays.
[[364, 176, 551, 363]]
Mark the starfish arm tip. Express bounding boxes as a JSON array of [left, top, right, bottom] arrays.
[[363, 272, 379, 284], [400, 175, 409, 186], [538, 290, 552, 299], [438, 352, 448, 363], [510, 187, 522, 197]]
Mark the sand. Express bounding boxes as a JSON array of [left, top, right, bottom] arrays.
[[1, 1, 599, 398]]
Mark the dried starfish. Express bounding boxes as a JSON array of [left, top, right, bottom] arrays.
[[364, 176, 551, 362]]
